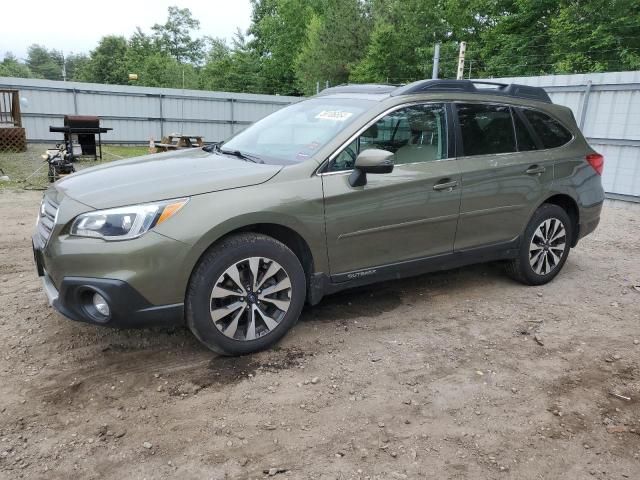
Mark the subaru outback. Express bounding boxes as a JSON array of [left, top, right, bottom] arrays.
[[33, 79, 605, 355]]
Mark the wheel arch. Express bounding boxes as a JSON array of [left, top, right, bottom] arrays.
[[539, 193, 580, 247], [224, 223, 315, 280], [185, 218, 319, 304]]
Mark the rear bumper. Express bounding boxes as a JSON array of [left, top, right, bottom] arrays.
[[576, 201, 603, 244], [42, 272, 184, 328], [577, 216, 600, 241]]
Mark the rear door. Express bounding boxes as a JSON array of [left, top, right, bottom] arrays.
[[518, 106, 577, 185], [322, 102, 461, 278], [453, 102, 554, 250]]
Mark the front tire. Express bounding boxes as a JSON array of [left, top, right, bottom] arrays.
[[186, 233, 306, 355], [506, 204, 572, 286]]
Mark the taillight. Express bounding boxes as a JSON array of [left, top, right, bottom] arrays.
[[586, 153, 604, 175]]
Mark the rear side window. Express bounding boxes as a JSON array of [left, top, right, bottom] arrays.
[[513, 111, 538, 151], [457, 104, 516, 156], [522, 109, 573, 149]]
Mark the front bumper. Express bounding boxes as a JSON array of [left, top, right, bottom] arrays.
[[33, 188, 192, 328], [41, 271, 184, 328]]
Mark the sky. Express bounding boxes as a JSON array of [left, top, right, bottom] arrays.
[[0, 0, 253, 60]]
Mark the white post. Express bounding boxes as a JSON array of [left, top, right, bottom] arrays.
[[456, 42, 467, 80], [432, 43, 440, 79]]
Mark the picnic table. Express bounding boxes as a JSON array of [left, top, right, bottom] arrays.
[[150, 133, 204, 153]]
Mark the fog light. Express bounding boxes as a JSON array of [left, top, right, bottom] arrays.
[[92, 293, 110, 317]]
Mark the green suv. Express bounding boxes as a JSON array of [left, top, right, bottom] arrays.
[[33, 79, 605, 355]]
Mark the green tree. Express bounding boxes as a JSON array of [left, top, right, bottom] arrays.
[[135, 53, 199, 89], [79, 36, 129, 84], [7, 0, 639, 91], [200, 38, 234, 91], [549, 0, 640, 73], [294, 0, 371, 95], [249, 0, 315, 95], [25, 44, 64, 80], [0, 53, 35, 78], [64, 53, 90, 81], [200, 32, 263, 93], [125, 9, 206, 87], [475, 0, 558, 77], [350, 0, 491, 84], [151, 6, 205, 64], [125, 27, 164, 80], [351, 0, 437, 84], [127, 28, 160, 63]]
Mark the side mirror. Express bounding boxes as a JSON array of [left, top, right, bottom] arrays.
[[349, 149, 394, 187]]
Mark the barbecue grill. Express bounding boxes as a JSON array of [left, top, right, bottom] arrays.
[[49, 115, 112, 161]]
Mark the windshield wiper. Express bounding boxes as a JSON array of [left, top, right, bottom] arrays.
[[219, 149, 263, 164], [202, 141, 222, 153]]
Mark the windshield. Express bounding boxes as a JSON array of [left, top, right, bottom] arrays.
[[221, 98, 374, 165]]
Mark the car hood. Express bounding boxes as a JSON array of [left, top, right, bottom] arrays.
[[55, 149, 283, 209]]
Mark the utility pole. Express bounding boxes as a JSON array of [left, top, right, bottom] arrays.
[[456, 41, 467, 80], [316, 81, 320, 94], [432, 43, 440, 79], [61, 52, 67, 82]]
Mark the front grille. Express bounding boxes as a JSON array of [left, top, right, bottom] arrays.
[[37, 196, 59, 246]]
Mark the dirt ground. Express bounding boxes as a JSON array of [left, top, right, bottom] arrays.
[[0, 189, 639, 480]]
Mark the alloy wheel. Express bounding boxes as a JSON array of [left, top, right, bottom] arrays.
[[209, 257, 292, 341], [528, 218, 567, 276]]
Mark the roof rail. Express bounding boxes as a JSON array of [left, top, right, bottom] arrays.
[[317, 84, 398, 96], [391, 79, 552, 104]]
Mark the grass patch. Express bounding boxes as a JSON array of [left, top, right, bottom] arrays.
[[101, 145, 150, 160], [0, 145, 150, 191]]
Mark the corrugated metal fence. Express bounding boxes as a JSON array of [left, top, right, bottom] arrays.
[[485, 71, 640, 200], [0, 77, 299, 145], [1, 72, 639, 199]]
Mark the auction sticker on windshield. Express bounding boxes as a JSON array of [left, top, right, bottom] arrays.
[[315, 110, 354, 122]]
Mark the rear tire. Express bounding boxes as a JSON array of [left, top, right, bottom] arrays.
[[506, 204, 572, 286], [186, 233, 306, 355]]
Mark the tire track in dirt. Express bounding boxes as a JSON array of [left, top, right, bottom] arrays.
[[29, 344, 312, 407]]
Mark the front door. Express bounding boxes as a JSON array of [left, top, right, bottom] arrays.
[[321, 103, 461, 279]]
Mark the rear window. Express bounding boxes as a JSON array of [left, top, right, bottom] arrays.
[[522, 109, 573, 149], [457, 104, 516, 156]]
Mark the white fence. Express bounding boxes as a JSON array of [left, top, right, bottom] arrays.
[[0, 77, 299, 145]]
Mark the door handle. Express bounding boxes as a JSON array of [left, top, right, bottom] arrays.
[[433, 180, 458, 192], [526, 165, 546, 175]]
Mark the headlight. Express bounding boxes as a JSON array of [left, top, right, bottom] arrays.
[[70, 198, 188, 241]]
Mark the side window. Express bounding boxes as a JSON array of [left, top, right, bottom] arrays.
[[513, 110, 538, 151], [457, 103, 516, 156], [332, 139, 359, 171], [327, 103, 448, 172], [522, 109, 572, 149]]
